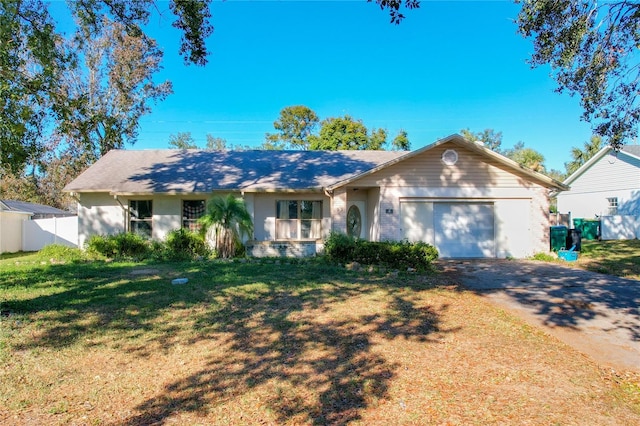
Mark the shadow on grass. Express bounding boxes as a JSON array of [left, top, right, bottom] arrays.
[[1, 259, 454, 425]]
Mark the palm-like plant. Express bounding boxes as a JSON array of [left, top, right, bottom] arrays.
[[565, 135, 603, 175], [198, 194, 253, 258]]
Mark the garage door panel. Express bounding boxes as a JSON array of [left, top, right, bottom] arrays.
[[401, 202, 434, 244], [434, 203, 495, 258]]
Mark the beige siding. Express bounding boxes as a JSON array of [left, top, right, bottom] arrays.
[[331, 188, 347, 235], [345, 142, 553, 258], [353, 142, 534, 190], [366, 187, 381, 241], [0, 211, 30, 253]]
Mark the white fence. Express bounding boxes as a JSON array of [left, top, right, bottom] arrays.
[[23, 216, 78, 251], [600, 215, 639, 240]]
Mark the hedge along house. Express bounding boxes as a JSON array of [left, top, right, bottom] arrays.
[[64, 134, 567, 258]]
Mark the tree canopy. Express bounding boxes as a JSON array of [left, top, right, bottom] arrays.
[[1, 0, 418, 175], [564, 135, 604, 175], [461, 128, 547, 172], [503, 142, 546, 173], [517, 1, 640, 150], [169, 132, 198, 149], [392, 129, 411, 151], [264, 105, 319, 150], [460, 128, 503, 152], [264, 107, 409, 151]]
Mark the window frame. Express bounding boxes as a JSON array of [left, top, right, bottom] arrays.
[[182, 199, 206, 232], [129, 199, 153, 238], [275, 200, 323, 240], [607, 197, 618, 215]]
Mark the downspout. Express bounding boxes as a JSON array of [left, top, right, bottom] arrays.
[[113, 194, 127, 232], [324, 188, 334, 236]]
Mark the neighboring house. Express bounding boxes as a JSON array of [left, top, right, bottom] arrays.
[[0, 200, 74, 254], [63, 134, 566, 258], [556, 145, 640, 218]]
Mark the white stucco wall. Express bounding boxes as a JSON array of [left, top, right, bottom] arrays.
[[77, 193, 125, 248], [151, 196, 182, 241]]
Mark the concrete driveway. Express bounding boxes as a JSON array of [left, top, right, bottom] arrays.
[[440, 259, 640, 372]]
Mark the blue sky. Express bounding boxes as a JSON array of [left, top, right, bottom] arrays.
[[92, 1, 598, 171]]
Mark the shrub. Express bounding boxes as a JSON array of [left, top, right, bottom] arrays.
[[324, 232, 438, 271], [85, 235, 117, 259], [38, 244, 85, 263], [324, 232, 357, 263], [164, 228, 210, 260], [85, 233, 151, 259]]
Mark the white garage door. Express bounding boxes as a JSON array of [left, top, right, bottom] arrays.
[[401, 201, 495, 258]]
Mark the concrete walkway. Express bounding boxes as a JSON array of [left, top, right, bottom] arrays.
[[440, 259, 640, 372]]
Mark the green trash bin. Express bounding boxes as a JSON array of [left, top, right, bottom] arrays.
[[550, 226, 568, 252], [581, 219, 600, 240], [573, 218, 584, 233]]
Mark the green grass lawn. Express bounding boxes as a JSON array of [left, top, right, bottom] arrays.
[[1, 250, 639, 424], [578, 239, 640, 279]]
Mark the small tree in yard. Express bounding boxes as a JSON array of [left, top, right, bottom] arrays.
[[198, 194, 253, 258]]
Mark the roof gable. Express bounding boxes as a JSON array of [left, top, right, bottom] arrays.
[[327, 134, 567, 191], [563, 145, 640, 186]]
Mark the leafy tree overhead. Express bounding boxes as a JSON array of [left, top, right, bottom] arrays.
[[0, 0, 204, 173], [58, 18, 172, 161], [168, 132, 198, 149], [460, 128, 503, 153], [368, 128, 388, 150], [392, 129, 411, 151], [545, 168, 566, 183], [503, 141, 546, 172], [0, 0, 65, 173], [517, 1, 640, 150], [2, 0, 418, 174], [206, 134, 228, 151], [264, 108, 409, 151], [265, 105, 320, 150], [309, 115, 381, 150]]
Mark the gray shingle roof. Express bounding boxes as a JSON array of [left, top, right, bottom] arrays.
[[64, 149, 407, 194], [622, 145, 640, 157], [0, 200, 72, 215]]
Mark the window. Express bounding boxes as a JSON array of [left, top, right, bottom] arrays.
[[276, 200, 322, 240], [607, 197, 618, 215], [346, 205, 362, 238], [129, 200, 152, 238], [183, 200, 206, 231], [441, 149, 458, 166]]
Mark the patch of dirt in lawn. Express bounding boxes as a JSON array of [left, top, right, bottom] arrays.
[[1, 278, 639, 425]]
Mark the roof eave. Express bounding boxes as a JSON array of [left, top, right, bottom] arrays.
[[68, 188, 327, 197]]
